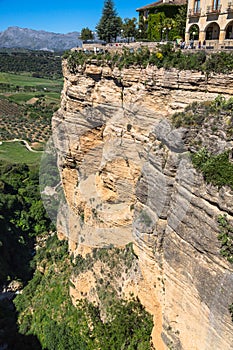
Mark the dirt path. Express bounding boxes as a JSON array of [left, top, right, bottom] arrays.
[[0, 139, 43, 153]]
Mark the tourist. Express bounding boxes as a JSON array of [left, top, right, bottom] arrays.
[[190, 38, 194, 49], [180, 41, 185, 49]]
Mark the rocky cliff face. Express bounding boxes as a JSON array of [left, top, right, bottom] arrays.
[[52, 61, 233, 350]]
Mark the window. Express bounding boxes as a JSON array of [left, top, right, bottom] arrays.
[[213, 0, 220, 10], [144, 10, 149, 19], [194, 0, 200, 12], [206, 27, 213, 40]]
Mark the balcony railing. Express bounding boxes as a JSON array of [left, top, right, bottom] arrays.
[[188, 8, 201, 17], [226, 2, 233, 12], [206, 4, 222, 13]]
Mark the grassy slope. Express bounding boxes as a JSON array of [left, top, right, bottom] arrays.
[[6, 92, 61, 104], [0, 72, 63, 88], [0, 141, 41, 165]]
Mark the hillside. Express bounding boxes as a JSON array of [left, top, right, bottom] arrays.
[[0, 26, 82, 51]]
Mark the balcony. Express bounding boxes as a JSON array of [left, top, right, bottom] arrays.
[[226, 2, 233, 12], [188, 8, 201, 17], [206, 4, 222, 14]]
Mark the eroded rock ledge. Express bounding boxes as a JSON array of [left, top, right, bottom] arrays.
[[52, 61, 233, 350]]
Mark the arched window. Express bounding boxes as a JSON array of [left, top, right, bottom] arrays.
[[205, 22, 220, 40], [189, 24, 200, 40], [225, 22, 233, 39]]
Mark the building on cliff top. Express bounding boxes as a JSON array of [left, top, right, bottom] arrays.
[[136, 0, 187, 40], [137, 0, 186, 18], [186, 0, 233, 48], [137, 0, 233, 49]]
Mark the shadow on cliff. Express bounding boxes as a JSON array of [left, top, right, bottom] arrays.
[[0, 299, 42, 350]]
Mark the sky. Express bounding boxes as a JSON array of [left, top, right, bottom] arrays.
[[0, 0, 148, 34]]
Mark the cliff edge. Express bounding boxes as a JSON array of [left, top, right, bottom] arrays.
[[51, 60, 233, 350]]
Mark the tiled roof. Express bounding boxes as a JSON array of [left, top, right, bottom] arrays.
[[136, 0, 186, 11]]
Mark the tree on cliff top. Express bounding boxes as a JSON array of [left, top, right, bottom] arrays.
[[96, 0, 122, 43], [80, 27, 93, 41], [121, 17, 138, 43]]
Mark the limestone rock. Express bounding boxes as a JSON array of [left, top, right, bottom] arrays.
[[51, 61, 233, 350]]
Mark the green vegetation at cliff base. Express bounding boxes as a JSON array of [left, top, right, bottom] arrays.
[[0, 161, 52, 285], [0, 72, 63, 89], [0, 90, 60, 146], [15, 235, 153, 350]]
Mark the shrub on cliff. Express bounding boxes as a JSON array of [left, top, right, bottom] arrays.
[[217, 214, 233, 323], [229, 304, 233, 322], [217, 214, 233, 263], [172, 96, 233, 140], [204, 51, 233, 74], [192, 150, 233, 189], [64, 45, 233, 75]]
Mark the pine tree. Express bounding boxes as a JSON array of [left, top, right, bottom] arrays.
[[80, 27, 93, 41], [96, 0, 121, 43]]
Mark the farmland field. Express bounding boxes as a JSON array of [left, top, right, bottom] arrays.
[[0, 72, 63, 87], [0, 72, 63, 94], [7, 92, 61, 104], [0, 141, 42, 164], [0, 70, 62, 148]]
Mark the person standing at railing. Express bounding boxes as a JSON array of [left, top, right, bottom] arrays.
[[180, 40, 185, 49], [190, 38, 194, 49]]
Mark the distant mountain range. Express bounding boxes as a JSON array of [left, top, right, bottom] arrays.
[[0, 26, 82, 51]]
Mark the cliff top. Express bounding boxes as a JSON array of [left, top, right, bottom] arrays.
[[64, 44, 233, 75]]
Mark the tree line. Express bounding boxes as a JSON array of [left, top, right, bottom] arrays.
[[80, 0, 139, 43], [80, 0, 186, 43], [0, 50, 63, 78]]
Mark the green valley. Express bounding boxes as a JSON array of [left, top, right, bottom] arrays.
[[0, 141, 41, 164], [0, 50, 63, 149]]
